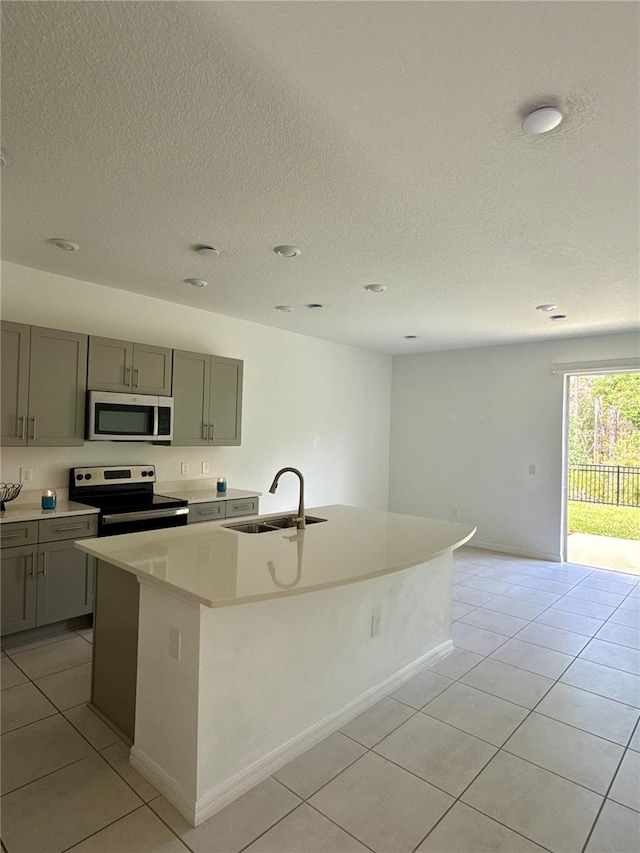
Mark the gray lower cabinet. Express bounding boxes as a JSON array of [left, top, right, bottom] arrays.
[[187, 497, 259, 524], [172, 350, 243, 446], [36, 541, 95, 627], [88, 336, 172, 396], [1, 515, 97, 636], [226, 497, 259, 518], [0, 323, 87, 447], [1, 544, 38, 634], [187, 501, 226, 523]]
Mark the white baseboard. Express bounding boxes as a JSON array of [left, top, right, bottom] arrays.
[[130, 747, 197, 825], [469, 539, 561, 563], [131, 639, 453, 827]]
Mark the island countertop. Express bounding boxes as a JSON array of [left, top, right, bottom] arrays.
[[75, 505, 475, 608]]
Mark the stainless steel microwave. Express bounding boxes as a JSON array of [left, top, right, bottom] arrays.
[[87, 391, 174, 441]]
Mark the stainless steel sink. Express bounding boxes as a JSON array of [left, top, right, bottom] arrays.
[[262, 515, 326, 529], [224, 515, 327, 534]]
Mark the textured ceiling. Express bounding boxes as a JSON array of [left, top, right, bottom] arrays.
[[1, 1, 638, 354]]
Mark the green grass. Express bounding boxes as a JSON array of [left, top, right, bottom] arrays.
[[568, 501, 640, 541]]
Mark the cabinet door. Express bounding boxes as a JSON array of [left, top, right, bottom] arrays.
[[28, 327, 88, 446], [35, 541, 95, 626], [209, 356, 243, 446], [87, 336, 133, 392], [171, 350, 210, 445], [1, 321, 30, 446], [132, 343, 173, 396], [1, 545, 37, 635]]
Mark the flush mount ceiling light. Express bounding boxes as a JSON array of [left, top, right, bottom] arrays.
[[275, 305, 294, 312], [404, 334, 419, 340], [550, 314, 567, 321], [307, 303, 325, 310], [184, 278, 208, 288], [48, 238, 79, 252], [365, 284, 387, 293], [536, 304, 557, 312], [522, 106, 563, 135], [195, 245, 219, 257], [274, 245, 301, 258]]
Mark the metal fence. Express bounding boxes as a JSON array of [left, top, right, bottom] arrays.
[[568, 464, 640, 508]]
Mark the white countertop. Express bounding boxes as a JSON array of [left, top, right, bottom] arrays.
[[158, 487, 260, 505], [75, 505, 475, 608], [0, 501, 99, 524]]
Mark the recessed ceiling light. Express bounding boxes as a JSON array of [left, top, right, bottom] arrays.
[[307, 303, 325, 310], [0, 152, 7, 168], [48, 238, 79, 252], [536, 304, 557, 312], [184, 278, 208, 288], [550, 314, 567, 321], [522, 106, 563, 135], [274, 245, 301, 258], [275, 305, 294, 312], [195, 245, 219, 256], [404, 335, 419, 340], [365, 284, 387, 293]]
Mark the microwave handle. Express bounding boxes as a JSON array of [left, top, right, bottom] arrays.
[[153, 406, 159, 436]]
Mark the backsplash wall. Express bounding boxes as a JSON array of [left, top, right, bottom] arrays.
[[1, 262, 392, 514]]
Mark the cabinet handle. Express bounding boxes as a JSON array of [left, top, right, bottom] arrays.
[[54, 524, 85, 532], [197, 509, 220, 516], [39, 553, 47, 577], [30, 417, 37, 440], [124, 366, 131, 385], [133, 367, 139, 387], [202, 423, 208, 440], [29, 553, 36, 579], [2, 531, 22, 539], [208, 423, 214, 440], [233, 503, 252, 511], [18, 415, 26, 441]]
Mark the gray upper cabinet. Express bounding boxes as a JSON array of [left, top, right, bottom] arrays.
[[28, 327, 88, 446], [1, 321, 30, 446], [0, 322, 87, 447], [172, 350, 243, 446], [88, 336, 172, 396], [210, 356, 243, 446]]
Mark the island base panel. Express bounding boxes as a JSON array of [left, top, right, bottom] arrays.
[[92, 559, 140, 742], [131, 551, 453, 825]]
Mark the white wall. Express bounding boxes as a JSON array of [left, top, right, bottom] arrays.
[[0, 262, 392, 512], [389, 332, 639, 560]]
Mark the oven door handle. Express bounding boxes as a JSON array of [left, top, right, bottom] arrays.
[[102, 507, 189, 525]]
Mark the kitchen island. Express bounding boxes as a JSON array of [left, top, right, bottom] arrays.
[[76, 505, 475, 826]]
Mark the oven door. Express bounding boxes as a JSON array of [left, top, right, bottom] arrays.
[[87, 391, 172, 441], [100, 506, 189, 536]]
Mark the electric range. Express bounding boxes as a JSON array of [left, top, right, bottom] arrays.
[[69, 465, 189, 536]]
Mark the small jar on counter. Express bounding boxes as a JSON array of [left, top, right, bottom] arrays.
[[41, 490, 57, 510], [216, 477, 227, 495]]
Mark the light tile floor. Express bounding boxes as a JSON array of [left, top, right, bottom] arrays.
[[1, 547, 639, 853]]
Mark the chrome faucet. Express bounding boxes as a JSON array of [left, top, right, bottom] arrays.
[[268, 467, 305, 529]]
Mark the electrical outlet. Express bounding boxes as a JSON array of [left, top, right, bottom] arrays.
[[180, 462, 189, 476], [201, 461, 210, 474], [451, 507, 459, 518], [168, 626, 182, 660], [20, 467, 33, 484], [529, 464, 537, 476], [370, 610, 381, 638]]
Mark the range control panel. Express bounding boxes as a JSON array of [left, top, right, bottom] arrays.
[[71, 465, 156, 486]]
